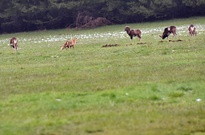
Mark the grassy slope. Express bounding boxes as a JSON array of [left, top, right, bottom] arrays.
[[0, 17, 205, 135]]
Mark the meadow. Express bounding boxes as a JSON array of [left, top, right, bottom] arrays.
[[0, 17, 205, 135]]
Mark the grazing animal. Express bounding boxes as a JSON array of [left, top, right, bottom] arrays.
[[188, 24, 196, 36], [125, 26, 141, 40], [60, 38, 77, 50], [160, 26, 177, 39], [10, 37, 18, 50]]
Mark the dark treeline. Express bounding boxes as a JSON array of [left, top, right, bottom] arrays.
[[0, 0, 205, 33]]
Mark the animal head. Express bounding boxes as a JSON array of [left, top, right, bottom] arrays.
[[60, 41, 67, 50], [72, 38, 77, 44], [124, 26, 131, 32], [160, 34, 170, 39], [189, 24, 194, 28], [189, 24, 195, 31]]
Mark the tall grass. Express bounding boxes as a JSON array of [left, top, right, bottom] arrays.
[[0, 17, 205, 135]]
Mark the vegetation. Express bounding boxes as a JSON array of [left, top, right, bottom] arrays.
[[0, 0, 205, 33], [0, 17, 205, 135]]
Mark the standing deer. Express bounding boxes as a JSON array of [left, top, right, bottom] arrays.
[[160, 26, 177, 39], [10, 37, 18, 50], [125, 26, 141, 40], [188, 24, 196, 36]]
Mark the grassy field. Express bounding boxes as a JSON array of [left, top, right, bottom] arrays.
[[0, 17, 205, 135]]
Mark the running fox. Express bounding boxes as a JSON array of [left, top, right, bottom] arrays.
[[60, 38, 77, 50]]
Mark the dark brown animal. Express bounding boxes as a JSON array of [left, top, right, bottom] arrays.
[[160, 26, 177, 39], [10, 37, 18, 50], [60, 38, 77, 50], [125, 26, 141, 40], [188, 24, 196, 36]]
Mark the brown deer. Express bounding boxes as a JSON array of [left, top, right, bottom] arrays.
[[160, 26, 177, 39], [10, 37, 18, 50], [125, 26, 141, 40], [188, 24, 196, 36]]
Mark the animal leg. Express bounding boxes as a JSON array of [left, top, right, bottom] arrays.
[[14, 44, 18, 50], [137, 35, 141, 40]]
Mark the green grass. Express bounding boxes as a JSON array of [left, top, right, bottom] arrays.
[[0, 17, 205, 135]]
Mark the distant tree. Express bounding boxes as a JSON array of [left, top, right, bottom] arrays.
[[150, 0, 177, 19], [0, 0, 205, 33]]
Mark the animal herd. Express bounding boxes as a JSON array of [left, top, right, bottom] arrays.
[[9, 24, 197, 51], [124, 24, 197, 41]]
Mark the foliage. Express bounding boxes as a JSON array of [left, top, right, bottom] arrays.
[[0, 0, 205, 32]]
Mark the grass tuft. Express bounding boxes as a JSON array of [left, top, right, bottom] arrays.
[[169, 91, 184, 98]]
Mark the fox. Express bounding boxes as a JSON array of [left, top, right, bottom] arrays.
[[60, 38, 77, 50]]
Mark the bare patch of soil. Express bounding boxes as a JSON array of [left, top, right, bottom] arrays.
[[159, 39, 183, 43], [126, 42, 146, 46], [169, 39, 183, 42], [137, 42, 147, 45], [102, 44, 120, 47]]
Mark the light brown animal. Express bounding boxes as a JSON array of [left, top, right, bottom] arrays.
[[188, 24, 196, 36], [10, 37, 18, 50], [60, 38, 77, 50], [125, 26, 141, 40]]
